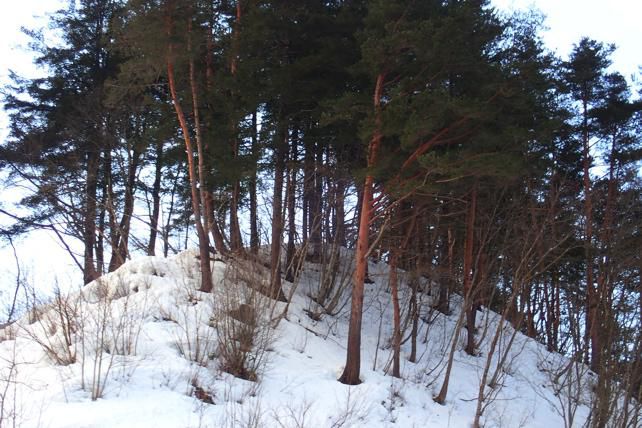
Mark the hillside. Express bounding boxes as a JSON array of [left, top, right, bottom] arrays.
[[0, 250, 596, 427]]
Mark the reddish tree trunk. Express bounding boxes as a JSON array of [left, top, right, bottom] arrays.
[[166, 24, 212, 292], [339, 72, 385, 385]]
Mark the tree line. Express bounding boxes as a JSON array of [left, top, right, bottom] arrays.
[[1, 1, 641, 425]]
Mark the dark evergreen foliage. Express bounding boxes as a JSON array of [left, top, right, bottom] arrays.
[[1, 0, 640, 423]]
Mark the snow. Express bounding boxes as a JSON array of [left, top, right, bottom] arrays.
[[0, 249, 596, 427]]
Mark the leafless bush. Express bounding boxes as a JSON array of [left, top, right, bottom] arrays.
[[218, 381, 267, 428], [382, 379, 404, 424], [329, 386, 371, 428], [271, 397, 314, 428], [305, 243, 352, 321], [22, 285, 80, 366], [166, 278, 215, 366], [79, 275, 149, 400], [213, 260, 277, 382], [0, 343, 22, 428], [535, 352, 591, 428]]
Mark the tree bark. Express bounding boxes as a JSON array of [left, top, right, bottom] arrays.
[[285, 127, 299, 282], [249, 111, 259, 254], [388, 203, 416, 377], [339, 72, 385, 385], [166, 18, 212, 292], [109, 143, 142, 271], [581, 97, 598, 370], [389, 246, 401, 378], [464, 184, 478, 356], [228, 0, 243, 253], [269, 118, 287, 301], [83, 149, 100, 284], [148, 140, 163, 256]]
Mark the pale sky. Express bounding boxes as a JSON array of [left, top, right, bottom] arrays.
[[492, 0, 642, 80], [0, 0, 641, 300]]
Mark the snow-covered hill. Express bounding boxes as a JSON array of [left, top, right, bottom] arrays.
[[0, 250, 594, 427]]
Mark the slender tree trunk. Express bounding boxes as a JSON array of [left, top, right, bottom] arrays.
[[269, 118, 287, 301], [96, 173, 107, 275], [302, 130, 313, 246], [464, 184, 478, 356], [388, 204, 416, 377], [228, 0, 243, 253], [339, 72, 385, 385], [434, 299, 468, 404], [581, 97, 598, 370], [437, 225, 453, 315], [389, 246, 401, 378], [162, 166, 181, 258], [335, 176, 346, 247], [308, 142, 323, 262], [249, 111, 259, 254], [109, 145, 141, 271], [83, 149, 100, 284], [105, 147, 119, 268], [285, 127, 298, 282], [148, 140, 163, 256], [166, 23, 212, 292]]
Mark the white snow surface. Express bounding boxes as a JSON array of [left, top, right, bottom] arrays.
[[0, 249, 593, 427]]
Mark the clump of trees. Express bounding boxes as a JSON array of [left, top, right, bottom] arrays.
[[1, 1, 640, 426]]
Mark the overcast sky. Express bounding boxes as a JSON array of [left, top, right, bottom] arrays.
[[0, 0, 640, 298], [492, 0, 642, 80]]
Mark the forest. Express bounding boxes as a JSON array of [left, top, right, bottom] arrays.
[[0, 1, 641, 426]]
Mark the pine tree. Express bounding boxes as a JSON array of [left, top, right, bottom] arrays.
[[2, 0, 124, 284]]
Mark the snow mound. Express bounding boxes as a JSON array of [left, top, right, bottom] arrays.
[[0, 250, 594, 427]]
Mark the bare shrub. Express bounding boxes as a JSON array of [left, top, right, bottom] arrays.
[[218, 380, 267, 428], [213, 260, 278, 382], [80, 276, 148, 400], [166, 279, 215, 366], [271, 397, 314, 428], [22, 285, 80, 366], [0, 343, 22, 428], [535, 352, 591, 428], [305, 242, 352, 321], [329, 386, 371, 428]]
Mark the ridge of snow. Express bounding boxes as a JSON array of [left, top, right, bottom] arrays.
[[0, 249, 593, 427]]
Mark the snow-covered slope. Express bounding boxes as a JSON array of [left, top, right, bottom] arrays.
[[0, 250, 593, 427]]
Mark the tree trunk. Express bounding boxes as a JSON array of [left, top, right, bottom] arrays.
[[339, 72, 385, 385], [308, 141, 323, 262], [389, 247, 401, 378], [285, 127, 298, 282], [96, 173, 107, 275], [83, 149, 100, 284], [148, 140, 163, 256], [581, 97, 598, 370], [437, 226, 453, 315], [109, 144, 141, 271], [269, 118, 287, 301], [249, 111, 259, 254], [335, 176, 346, 248], [388, 203, 416, 377], [464, 184, 478, 356], [228, 0, 243, 254], [166, 25, 212, 292]]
